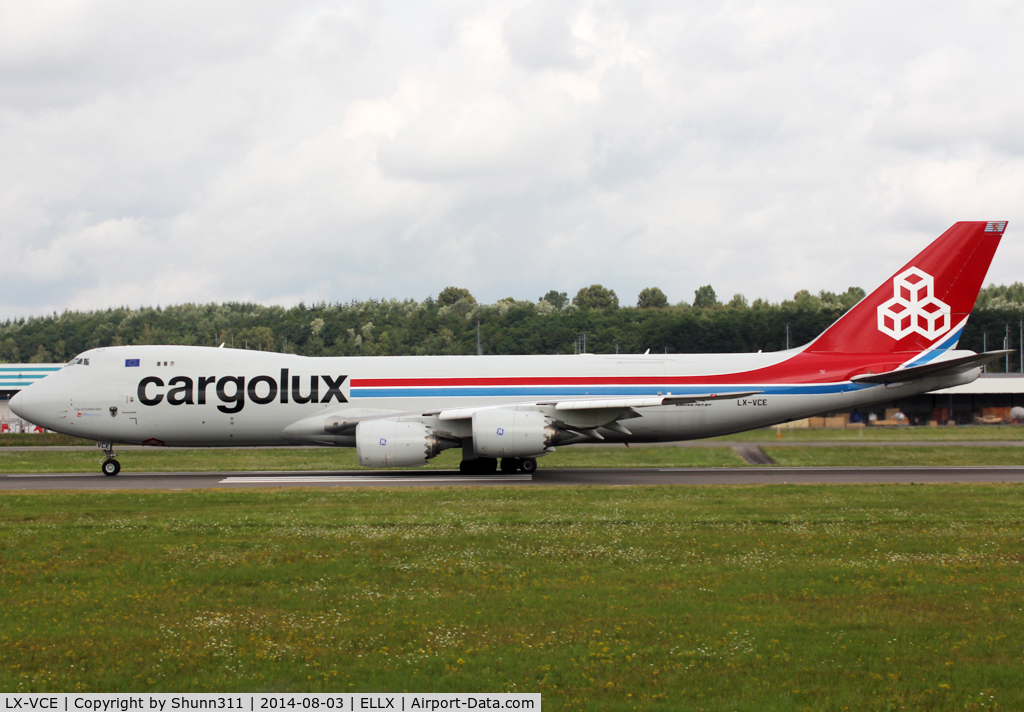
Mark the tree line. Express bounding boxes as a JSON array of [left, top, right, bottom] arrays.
[[2, 283, 1023, 371]]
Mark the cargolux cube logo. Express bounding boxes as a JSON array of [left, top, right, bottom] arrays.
[[877, 267, 951, 340]]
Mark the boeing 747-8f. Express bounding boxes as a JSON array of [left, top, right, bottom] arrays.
[[10, 221, 1010, 475]]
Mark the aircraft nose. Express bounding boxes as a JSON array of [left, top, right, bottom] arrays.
[[9, 373, 64, 429], [9, 389, 24, 416]]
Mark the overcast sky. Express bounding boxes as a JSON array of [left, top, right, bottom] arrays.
[[2, 0, 1022, 319]]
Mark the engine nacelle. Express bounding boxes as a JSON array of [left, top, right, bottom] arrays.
[[356, 420, 450, 468], [472, 409, 555, 459]]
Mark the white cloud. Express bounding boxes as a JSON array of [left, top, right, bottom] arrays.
[[1, 0, 1023, 319]]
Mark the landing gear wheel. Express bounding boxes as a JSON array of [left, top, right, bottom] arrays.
[[520, 458, 537, 474], [500, 458, 519, 473], [102, 459, 121, 476]]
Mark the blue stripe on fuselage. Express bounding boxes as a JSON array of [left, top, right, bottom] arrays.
[[351, 383, 873, 398]]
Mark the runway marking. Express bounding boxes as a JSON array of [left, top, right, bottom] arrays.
[[220, 475, 533, 484]]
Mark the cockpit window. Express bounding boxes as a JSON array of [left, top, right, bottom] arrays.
[[64, 356, 90, 367]]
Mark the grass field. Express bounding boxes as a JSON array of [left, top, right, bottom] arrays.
[[717, 425, 1024, 442], [0, 433, 95, 447], [765, 446, 1024, 468], [1, 485, 1022, 710]]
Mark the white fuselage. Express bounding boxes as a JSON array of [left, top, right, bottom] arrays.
[[12, 344, 978, 448]]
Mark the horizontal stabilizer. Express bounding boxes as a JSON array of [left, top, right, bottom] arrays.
[[851, 350, 1012, 384]]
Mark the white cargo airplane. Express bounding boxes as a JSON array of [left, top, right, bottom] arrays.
[[10, 221, 1010, 476]]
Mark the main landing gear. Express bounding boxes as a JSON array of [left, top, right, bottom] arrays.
[[98, 441, 120, 476], [501, 457, 537, 473], [460, 457, 537, 474]]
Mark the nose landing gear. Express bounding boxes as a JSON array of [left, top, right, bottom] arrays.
[[97, 441, 120, 476]]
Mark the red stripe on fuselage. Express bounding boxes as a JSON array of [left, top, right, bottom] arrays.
[[351, 352, 911, 388]]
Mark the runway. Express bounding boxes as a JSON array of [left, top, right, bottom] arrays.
[[3, 466, 1024, 490]]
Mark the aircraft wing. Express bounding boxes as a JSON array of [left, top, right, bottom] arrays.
[[304, 391, 765, 439], [850, 350, 1013, 385], [544, 391, 762, 410], [432, 391, 763, 420]]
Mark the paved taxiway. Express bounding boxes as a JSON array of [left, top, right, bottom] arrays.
[[3, 466, 1024, 490]]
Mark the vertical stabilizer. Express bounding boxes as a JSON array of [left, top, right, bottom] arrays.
[[807, 221, 1006, 354]]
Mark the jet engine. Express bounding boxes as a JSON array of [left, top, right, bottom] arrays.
[[472, 409, 560, 459], [356, 420, 454, 468]]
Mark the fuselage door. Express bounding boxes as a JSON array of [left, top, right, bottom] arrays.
[[122, 393, 138, 426]]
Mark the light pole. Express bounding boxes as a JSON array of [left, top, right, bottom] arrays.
[[1006, 323, 1011, 373]]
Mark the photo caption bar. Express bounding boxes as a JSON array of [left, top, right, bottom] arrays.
[[0, 695, 540, 712]]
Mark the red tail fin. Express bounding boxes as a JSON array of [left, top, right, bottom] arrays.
[[808, 221, 1006, 354]]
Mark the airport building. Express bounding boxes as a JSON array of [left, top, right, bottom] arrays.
[[873, 372, 1024, 425]]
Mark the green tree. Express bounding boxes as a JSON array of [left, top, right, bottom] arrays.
[[790, 289, 822, 310], [637, 287, 669, 309], [28, 345, 52, 363], [237, 326, 276, 351], [727, 293, 748, 309], [839, 286, 866, 309], [693, 285, 719, 309], [540, 290, 568, 310], [90, 323, 115, 349], [573, 284, 619, 310], [0, 337, 18, 363], [437, 287, 476, 306], [977, 282, 1024, 308], [817, 287, 866, 310]]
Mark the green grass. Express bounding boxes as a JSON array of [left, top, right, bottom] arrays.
[[0, 444, 747, 474], [1, 485, 1023, 710], [765, 446, 1024, 468], [716, 425, 1024, 441], [0, 433, 95, 447]]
